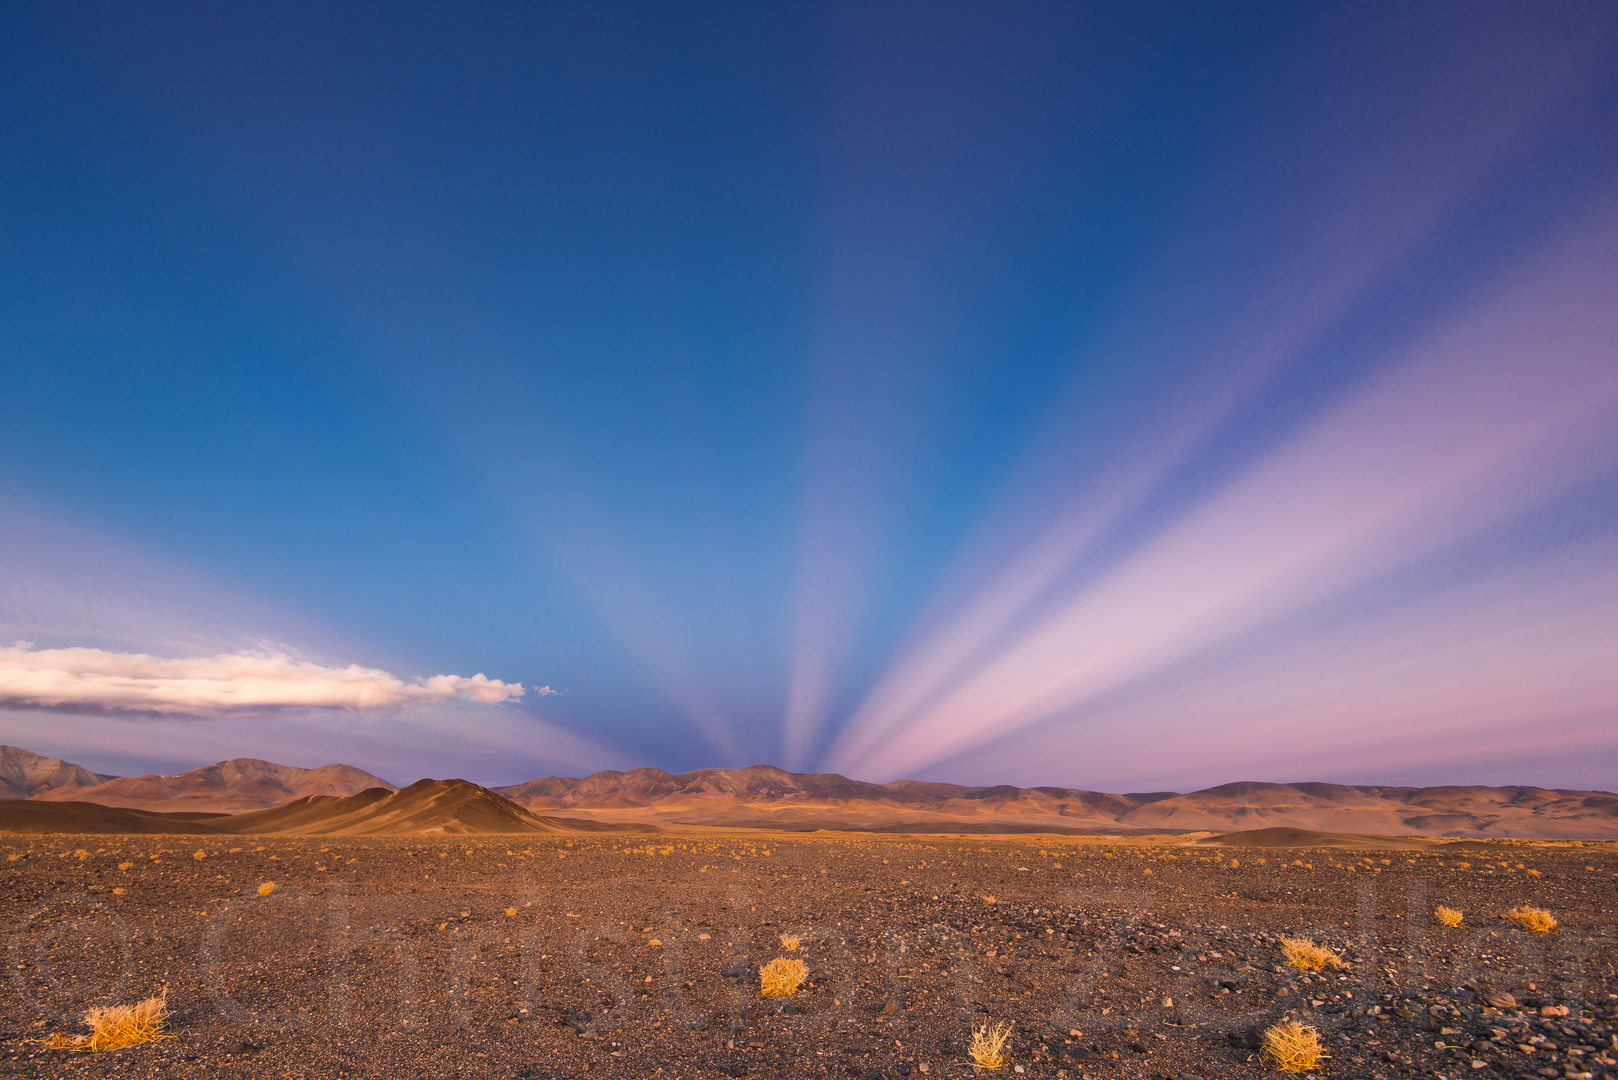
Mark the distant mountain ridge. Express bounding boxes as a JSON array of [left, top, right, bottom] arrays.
[[4, 747, 1614, 838], [0, 745, 117, 799], [0, 747, 393, 813], [494, 765, 1618, 839]]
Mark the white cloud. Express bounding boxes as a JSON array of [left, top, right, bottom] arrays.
[[0, 643, 525, 716]]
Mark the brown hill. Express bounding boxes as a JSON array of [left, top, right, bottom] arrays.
[[0, 745, 116, 799], [0, 779, 658, 835], [494, 768, 1618, 839], [0, 799, 228, 834], [216, 779, 594, 836], [32, 757, 396, 813]]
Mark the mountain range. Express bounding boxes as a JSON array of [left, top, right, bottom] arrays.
[[493, 766, 1618, 838], [2, 746, 1614, 838], [1, 746, 393, 812]]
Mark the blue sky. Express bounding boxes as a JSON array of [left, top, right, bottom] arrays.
[[2, 2, 1616, 791]]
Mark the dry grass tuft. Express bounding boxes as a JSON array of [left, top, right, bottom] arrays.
[[968, 1020, 1013, 1069], [759, 956, 808, 996], [1505, 905, 1557, 932], [779, 933, 802, 951], [1279, 936, 1345, 971], [257, 881, 277, 897], [1434, 905, 1463, 927], [41, 992, 169, 1052], [1262, 1019, 1323, 1071]]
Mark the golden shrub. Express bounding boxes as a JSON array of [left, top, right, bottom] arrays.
[[1280, 936, 1345, 971], [1434, 906, 1463, 927], [968, 1020, 1013, 1069], [1262, 1019, 1322, 1071], [41, 993, 169, 1052], [760, 956, 807, 996], [1505, 906, 1556, 932]]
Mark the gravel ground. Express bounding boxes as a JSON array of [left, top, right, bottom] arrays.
[[2, 833, 1615, 1080]]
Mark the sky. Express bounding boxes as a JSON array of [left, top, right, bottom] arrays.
[[1, 2, 1616, 793]]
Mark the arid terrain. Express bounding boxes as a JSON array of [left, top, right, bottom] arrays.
[[6, 747, 1617, 839], [2, 829, 1615, 1080]]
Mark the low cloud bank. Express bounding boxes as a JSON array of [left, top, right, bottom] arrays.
[[0, 643, 524, 716]]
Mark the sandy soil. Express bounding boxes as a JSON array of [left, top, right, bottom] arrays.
[[2, 833, 1615, 1080]]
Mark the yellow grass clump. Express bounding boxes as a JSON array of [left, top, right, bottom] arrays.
[[968, 1020, 1013, 1069], [760, 956, 808, 996], [41, 992, 169, 1052], [1505, 905, 1557, 932], [257, 881, 277, 897], [1434, 906, 1463, 927], [779, 933, 802, 951], [117, 861, 133, 871], [1262, 1019, 1323, 1071], [193, 850, 205, 861], [1280, 936, 1345, 971]]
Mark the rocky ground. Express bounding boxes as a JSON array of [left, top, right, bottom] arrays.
[[1, 833, 1615, 1080]]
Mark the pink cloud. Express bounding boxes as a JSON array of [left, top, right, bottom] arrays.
[[0, 643, 525, 716]]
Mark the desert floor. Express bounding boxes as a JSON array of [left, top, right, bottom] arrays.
[[2, 833, 1615, 1080]]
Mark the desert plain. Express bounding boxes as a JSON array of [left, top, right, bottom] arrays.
[[3, 828, 1616, 1080]]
